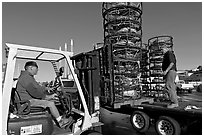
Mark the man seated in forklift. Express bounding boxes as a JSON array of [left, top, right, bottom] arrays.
[[16, 61, 73, 128]]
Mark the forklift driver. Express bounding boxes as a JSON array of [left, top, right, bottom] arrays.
[[16, 61, 73, 128]]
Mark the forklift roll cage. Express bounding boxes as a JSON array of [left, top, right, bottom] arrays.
[[2, 43, 94, 135]]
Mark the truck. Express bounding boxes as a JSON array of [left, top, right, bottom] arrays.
[[2, 43, 103, 135], [176, 80, 194, 94]]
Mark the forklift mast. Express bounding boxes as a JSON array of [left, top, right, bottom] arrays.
[[71, 50, 101, 114]]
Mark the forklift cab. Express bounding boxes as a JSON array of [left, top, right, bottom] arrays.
[[2, 43, 102, 135]]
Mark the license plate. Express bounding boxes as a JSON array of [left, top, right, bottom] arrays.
[[20, 124, 42, 135]]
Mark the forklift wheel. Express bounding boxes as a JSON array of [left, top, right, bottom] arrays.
[[155, 116, 181, 135], [130, 111, 150, 133]]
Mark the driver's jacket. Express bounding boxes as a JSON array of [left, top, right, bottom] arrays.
[[16, 71, 46, 101]]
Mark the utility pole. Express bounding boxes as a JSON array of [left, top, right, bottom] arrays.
[[64, 43, 68, 78], [68, 39, 74, 79], [58, 46, 62, 68], [71, 39, 74, 53]]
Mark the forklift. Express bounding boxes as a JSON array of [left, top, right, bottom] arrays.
[[2, 43, 102, 135]]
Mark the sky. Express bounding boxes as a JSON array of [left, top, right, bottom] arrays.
[[2, 2, 202, 82]]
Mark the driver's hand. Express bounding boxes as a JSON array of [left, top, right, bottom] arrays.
[[49, 87, 55, 91], [46, 87, 55, 93], [45, 93, 58, 100], [51, 93, 58, 99], [57, 86, 62, 91]]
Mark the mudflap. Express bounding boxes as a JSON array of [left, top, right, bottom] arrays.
[[8, 113, 54, 135]]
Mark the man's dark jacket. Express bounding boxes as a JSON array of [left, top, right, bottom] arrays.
[[16, 71, 46, 100]]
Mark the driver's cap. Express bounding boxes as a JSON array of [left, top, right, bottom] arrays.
[[24, 61, 38, 69]]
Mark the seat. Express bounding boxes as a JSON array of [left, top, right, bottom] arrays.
[[11, 88, 46, 115]]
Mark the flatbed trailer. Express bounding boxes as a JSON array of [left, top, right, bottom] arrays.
[[102, 93, 202, 135], [70, 45, 202, 135], [71, 47, 202, 135]]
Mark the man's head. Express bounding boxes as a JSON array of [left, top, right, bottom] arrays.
[[24, 61, 38, 76]]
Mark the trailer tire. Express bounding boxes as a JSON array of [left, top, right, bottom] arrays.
[[155, 116, 181, 135], [130, 111, 150, 133]]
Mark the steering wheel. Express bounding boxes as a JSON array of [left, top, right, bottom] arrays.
[[48, 70, 73, 116], [46, 71, 64, 95]]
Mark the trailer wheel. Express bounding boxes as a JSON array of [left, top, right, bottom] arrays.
[[155, 116, 181, 135], [130, 111, 150, 133]]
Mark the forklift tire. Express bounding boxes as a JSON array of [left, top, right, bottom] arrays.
[[130, 111, 150, 133], [155, 116, 181, 135]]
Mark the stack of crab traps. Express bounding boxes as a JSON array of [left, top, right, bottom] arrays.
[[102, 2, 143, 104], [148, 36, 173, 100], [140, 43, 150, 97]]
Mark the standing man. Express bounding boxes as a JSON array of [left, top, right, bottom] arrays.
[[162, 46, 178, 108], [16, 61, 73, 128]]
